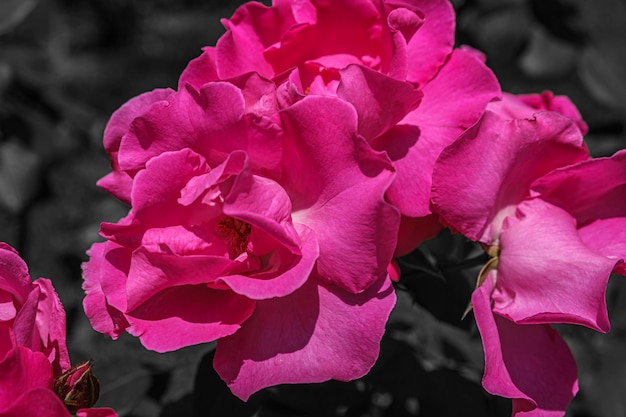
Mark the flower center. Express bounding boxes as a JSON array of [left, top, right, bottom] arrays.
[[216, 215, 252, 257]]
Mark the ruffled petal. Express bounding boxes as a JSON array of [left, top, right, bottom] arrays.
[[31, 279, 70, 374], [382, 48, 500, 217], [280, 96, 399, 293], [337, 64, 422, 140], [126, 284, 255, 353], [216, 225, 319, 300], [216, 1, 287, 79], [0, 387, 70, 417], [98, 88, 174, 203], [394, 213, 442, 256], [214, 273, 395, 401], [82, 242, 131, 338], [262, 0, 383, 78], [578, 218, 626, 276], [398, 0, 456, 85], [129, 149, 211, 228], [493, 199, 614, 332], [0, 346, 54, 406], [532, 149, 626, 227], [118, 83, 282, 179], [0, 243, 33, 309], [432, 111, 588, 243], [532, 150, 626, 274], [473, 276, 578, 417], [178, 47, 219, 90]]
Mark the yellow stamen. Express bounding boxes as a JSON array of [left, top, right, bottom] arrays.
[[216, 215, 252, 257]]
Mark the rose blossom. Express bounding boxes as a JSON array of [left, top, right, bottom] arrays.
[[0, 243, 116, 417], [430, 105, 624, 415], [120, 0, 500, 253], [83, 89, 400, 400]]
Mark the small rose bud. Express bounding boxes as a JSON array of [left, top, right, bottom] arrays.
[[54, 360, 100, 413]]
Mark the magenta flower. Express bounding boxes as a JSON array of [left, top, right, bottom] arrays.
[[83, 90, 400, 400], [173, 0, 500, 253], [0, 243, 116, 417], [430, 105, 625, 415], [0, 242, 69, 376]]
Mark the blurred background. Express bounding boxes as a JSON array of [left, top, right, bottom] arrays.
[[1, 0, 625, 416]]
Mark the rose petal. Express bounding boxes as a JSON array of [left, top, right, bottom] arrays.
[[223, 170, 300, 254], [532, 149, 626, 227], [130, 149, 211, 228], [82, 242, 131, 338], [398, 0, 456, 85], [216, 224, 319, 299], [216, 2, 285, 79], [125, 243, 236, 311], [98, 88, 174, 203], [262, 0, 383, 78], [517, 91, 588, 135], [394, 213, 442, 256], [337, 64, 422, 140], [214, 273, 395, 401], [31, 278, 70, 374], [126, 284, 255, 352], [432, 111, 588, 243], [493, 199, 614, 332], [118, 83, 282, 178], [0, 387, 70, 417], [0, 346, 54, 406], [0, 244, 33, 308], [577, 218, 626, 276], [178, 47, 219, 90], [382, 48, 501, 217], [280, 96, 399, 293], [473, 276, 578, 417]]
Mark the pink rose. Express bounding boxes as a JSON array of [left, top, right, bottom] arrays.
[[430, 109, 625, 415], [0, 242, 69, 376], [0, 243, 116, 417], [84, 92, 400, 400], [0, 340, 70, 417], [141, 0, 500, 253]]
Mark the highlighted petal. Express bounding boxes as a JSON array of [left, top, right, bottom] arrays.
[[384, 48, 500, 217], [280, 96, 399, 293], [127, 285, 255, 352], [494, 199, 614, 332], [473, 277, 578, 417], [432, 111, 588, 243], [214, 273, 395, 401]]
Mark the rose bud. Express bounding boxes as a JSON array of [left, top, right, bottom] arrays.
[[54, 360, 100, 413]]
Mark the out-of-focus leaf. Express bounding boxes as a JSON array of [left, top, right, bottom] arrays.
[[518, 26, 576, 79], [193, 350, 262, 417], [579, 43, 626, 113], [0, 0, 37, 35], [94, 353, 153, 417], [0, 141, 41, 212], [567, 337, 626, 417], [572, 0, 626, 113]]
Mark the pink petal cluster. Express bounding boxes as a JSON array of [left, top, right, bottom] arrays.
[[0, 243, 116, 417], [84, 87, 400, 400], [173, 0, 501, 254], [432, 93, 626, 416], [84, 0, 503, 401], [83, 0, 624, 412]]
